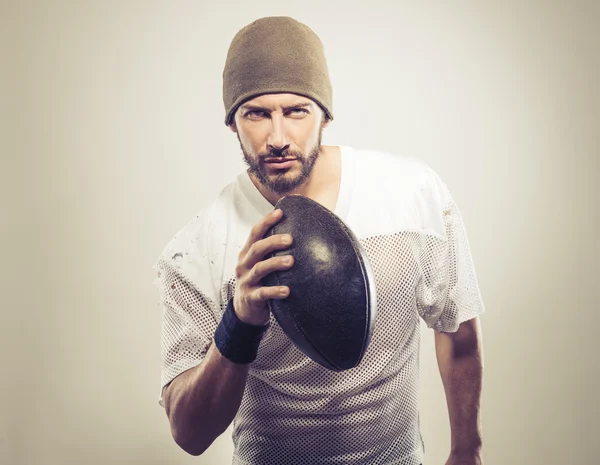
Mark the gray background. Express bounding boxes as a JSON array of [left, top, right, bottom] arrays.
[[3, 1, 599, 464]]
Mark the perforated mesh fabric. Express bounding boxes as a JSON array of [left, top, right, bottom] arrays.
[[152, 147, 485, 464]]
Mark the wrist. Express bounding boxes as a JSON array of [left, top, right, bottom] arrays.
[[234, 305, 270, 327], [214, 299, 269, 364], [451, 439, 482, 455]]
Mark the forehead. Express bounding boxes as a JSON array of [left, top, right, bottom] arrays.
[[240, 93, 316, 109]]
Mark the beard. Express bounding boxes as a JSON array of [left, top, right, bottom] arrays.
[[238, 129, 323, 196]]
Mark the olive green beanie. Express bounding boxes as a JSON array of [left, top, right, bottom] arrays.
[[222, 16, 334, 126]]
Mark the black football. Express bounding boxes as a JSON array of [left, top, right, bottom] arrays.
[[262, 194, 377, 371]]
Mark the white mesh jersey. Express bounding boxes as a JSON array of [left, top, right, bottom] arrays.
[[152, 145, 485, 465]]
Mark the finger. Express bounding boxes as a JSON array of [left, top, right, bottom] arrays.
[[247, 254, 294, 287], [243, 208, 284, 253], [245, 233, 293, 271], [241, 209, 281, 255], [249, 285, 290, 303]]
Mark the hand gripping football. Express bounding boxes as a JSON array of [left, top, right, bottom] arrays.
[[262, 195, 377, 371]]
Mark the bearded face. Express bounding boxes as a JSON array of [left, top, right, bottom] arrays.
[[238, 127, 323, 195], [231, 93, 329, 197]]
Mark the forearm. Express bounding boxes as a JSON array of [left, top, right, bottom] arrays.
[[164, 340, 250, 455], [435, 319, 484, 453]]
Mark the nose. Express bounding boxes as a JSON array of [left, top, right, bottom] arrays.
[[267, 113, 290, 151]]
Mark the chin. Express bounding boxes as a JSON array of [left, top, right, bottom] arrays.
[[265, 174, 305, 194], [264, 165, 299, 180]]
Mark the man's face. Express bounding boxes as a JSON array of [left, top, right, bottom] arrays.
[[231, 93, 329, 195]]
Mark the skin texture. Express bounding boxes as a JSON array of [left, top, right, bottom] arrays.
[[435, 317, 485, 464], [229, 92, 336, 207]]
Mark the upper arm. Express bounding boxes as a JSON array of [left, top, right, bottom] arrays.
[[153, 252, 220, 409], [161, 363, 199, 417], [434, 316, 482, 359], [416, 168, 486, 332]]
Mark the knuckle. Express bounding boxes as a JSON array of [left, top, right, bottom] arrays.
[[234, 263, 244, 279], [251, 223, 262, 237], [238, 285, 250, 301], [263, 239, 276, 255], [248, 266, 257, 282], [241, 292, 250, 306]]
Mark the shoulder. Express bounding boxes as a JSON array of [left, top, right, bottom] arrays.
[[347, 146, 446, 197], [152, 180, 244, 301], [342, 146, 452, 238], [156, 181, 239, 266]]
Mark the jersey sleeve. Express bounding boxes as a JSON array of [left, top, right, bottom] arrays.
[[152, 220, 221, 408], [415, 169, 485, 332]]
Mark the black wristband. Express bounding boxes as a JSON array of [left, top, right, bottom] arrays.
[[214, 298, 269, 364]]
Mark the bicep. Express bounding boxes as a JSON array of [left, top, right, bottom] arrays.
[[434, 316, 482, 359]]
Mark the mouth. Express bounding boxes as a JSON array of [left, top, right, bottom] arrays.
[[264, 157, 297, 162], [264, 158, 297, 169]]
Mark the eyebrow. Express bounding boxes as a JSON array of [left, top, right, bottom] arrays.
[[240, 102, 313, 112]]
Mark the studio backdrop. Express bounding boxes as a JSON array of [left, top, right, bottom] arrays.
[[3, 1, 599, 464]]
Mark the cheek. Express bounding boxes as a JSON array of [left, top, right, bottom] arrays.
[[237, 131, 259, 153], [288, 120, 318, 146], [303, 124, 321, 146], [238, 126, 268, 150]]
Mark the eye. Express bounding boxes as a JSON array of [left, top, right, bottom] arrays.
[[246, 110, 266, 118], [288, 108, 309, 116]]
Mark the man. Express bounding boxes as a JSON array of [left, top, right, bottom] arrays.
[[153, 16, 485, 465]]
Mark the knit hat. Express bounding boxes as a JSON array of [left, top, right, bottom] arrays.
[[222, 16, 334, 126]]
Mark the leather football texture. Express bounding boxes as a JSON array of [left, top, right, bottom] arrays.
[[262, 194, 377, 371]]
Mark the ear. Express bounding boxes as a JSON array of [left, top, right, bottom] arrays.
[[229, 122, 238, 133]]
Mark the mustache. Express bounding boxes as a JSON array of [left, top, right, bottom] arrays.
[[258, 148, 304, 161]]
